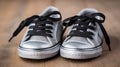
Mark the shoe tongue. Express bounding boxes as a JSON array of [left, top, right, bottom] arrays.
[[27, 23, 49, 42], [83, 12, 93, 17], [41, 10, 60, 19], [50, 14, 60, 19], [79, 10, 96, 16], [67, 13, 95, 42]]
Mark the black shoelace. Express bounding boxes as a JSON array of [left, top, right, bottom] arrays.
[[63, 13, 111, 51], [9, 11, 61, 42]]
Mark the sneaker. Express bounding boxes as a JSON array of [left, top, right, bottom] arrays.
[[9, 6, 63, 59], [60, 8, 111, 59]]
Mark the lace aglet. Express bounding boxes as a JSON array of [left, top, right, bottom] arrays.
[[108, 44, 111, 51], [109, 47, 112, 51], [8, 36, 14, 42]]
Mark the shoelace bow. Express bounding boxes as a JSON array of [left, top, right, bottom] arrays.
[[9, 11, 62, 42], [62, 13, 111, 51]]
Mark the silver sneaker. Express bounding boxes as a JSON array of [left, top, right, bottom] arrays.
[[60, 8, 111, 59], [9, 6, 63, 59]]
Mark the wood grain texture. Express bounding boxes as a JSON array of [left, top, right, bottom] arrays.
[[0, 0, 120, 67]]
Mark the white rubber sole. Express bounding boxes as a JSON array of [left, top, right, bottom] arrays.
[[60, 46, 102, 59], [18, 45, 60, 59]]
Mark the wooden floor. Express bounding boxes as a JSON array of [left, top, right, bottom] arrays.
[[0, 0, 120, 67]]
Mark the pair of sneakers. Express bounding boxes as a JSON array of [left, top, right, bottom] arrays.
[[9, 6, 111, 60]]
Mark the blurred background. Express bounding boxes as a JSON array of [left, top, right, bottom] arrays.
[[0, 0, 120, 67]]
